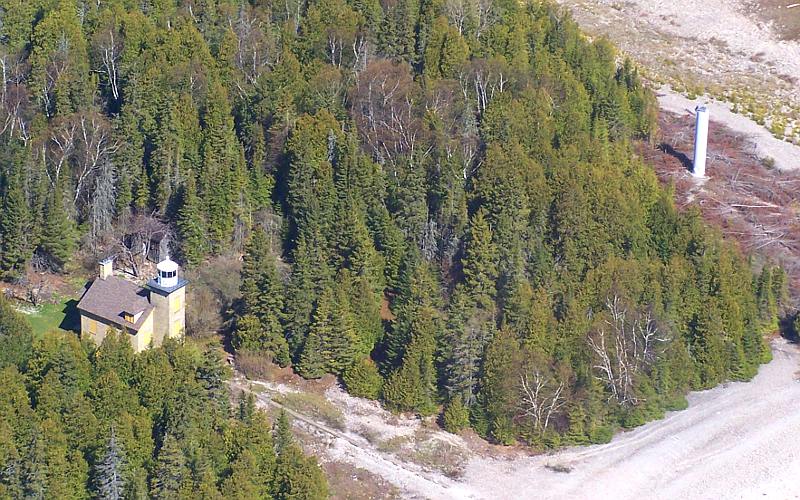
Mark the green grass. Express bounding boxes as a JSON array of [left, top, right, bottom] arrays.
[[20, 296, 80, 338]]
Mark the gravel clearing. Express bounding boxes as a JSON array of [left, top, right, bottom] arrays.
[[554, 0, 800, 141]]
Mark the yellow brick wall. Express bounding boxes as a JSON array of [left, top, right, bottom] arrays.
[[167, 287, 186, 339], [80, 311, 155, 354], [133, 312, 154, 352], [81, 313, 109, 346]]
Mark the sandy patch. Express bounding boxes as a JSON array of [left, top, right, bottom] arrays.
[[234, 339, 800, 499]]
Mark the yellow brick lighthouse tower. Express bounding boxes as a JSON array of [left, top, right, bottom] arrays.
[[146, 257, 187, 345]]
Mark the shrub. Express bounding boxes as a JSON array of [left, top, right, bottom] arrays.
[[236, 351, 281, 381], [342, 357, 383, 400]]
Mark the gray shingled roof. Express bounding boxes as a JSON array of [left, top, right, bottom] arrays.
[[77, 276, 154, 332]]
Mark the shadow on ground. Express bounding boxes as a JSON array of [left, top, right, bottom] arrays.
[[658, 142, 693, 172], [59, 299, 80, 332]]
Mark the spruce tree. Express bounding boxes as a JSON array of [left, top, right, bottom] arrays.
[[442, 395, 470, 433], [273, 411, 293, 456], [325, 286, 360, 373], [0, 168, 29, 279], [39, 178, 75, 272], [297, 289, 335, 378], [200, 82, 238, 252], [150, 434, 187, 498], [177, 175, 207, 266], [382, 307, 438, 415], [93, 428, 127, 500], [342, 357, 383, 400], [238, 227, 290, 365], [272, 411, 328, 500]]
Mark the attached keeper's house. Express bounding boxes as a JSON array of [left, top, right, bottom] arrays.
[[77, 257, 187, 352]]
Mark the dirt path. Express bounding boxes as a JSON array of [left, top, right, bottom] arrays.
[[229, 378, 472, 499]]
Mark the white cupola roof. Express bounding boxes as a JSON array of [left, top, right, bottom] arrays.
[[155, 257, 179, 288]]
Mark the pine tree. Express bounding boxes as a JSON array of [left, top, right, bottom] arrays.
[[272, 411, 328, 500], [479, 327, 522, 445], [462, 208, 498, 310], [444, 287, 490, 406], [197, 348, 231, 418], [284, 228, 333, 359], [296, 312, 326, 380], [770, 266, 788, 316], [382, 307, 438, 415], [237, 227, 290, 365], [342, 357, 383, 400], [200, 82, 238, 253], [383, 255, 441, 371], [442, 395, 470, 433], [22, 433, 47, 500], [273, 411, 293, 456], [237, 392, 257, 423], [0, 297, 34, 370], [93, 428, 127, 500]]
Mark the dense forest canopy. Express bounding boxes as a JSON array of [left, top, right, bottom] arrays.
[[0, 0, 785, 453], [0, 298, 328, 498]]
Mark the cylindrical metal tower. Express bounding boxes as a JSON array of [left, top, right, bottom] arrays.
[[693, 106, 709, 178]]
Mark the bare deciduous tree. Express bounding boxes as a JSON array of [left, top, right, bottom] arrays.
[[74, 111, 119, 207], [587, 295, 669, 407], [0, 50, 32, 143], [458, 58, 509, 116], [113, 214, 172, 277], [227, 5, 276, 99], [91, 18, 123, 103], [517, 369, 567, 434], [351, 60, 430, 171]]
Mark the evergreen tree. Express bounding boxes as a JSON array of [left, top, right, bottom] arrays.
[[39, 178, 75, 272], [342, 357, 384, 400], [0, 167, 29, 278], [272, 411, 328, 500], [382, 307, 438, 415], [462, 209, 498, 310], [150, 434, 187, 498], [93, 428, 127, 500], [297, 287, 358, 377], [237, 227, 290, 365], [442, 395, 470, 433], [177, 175, 207, 266]]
